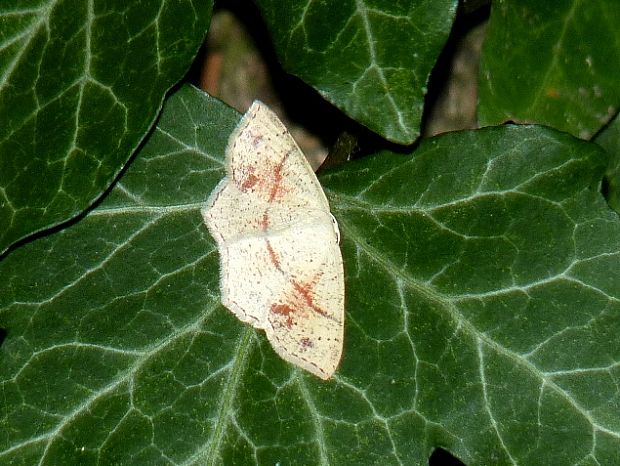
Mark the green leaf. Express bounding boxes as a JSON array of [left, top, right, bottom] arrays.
[[595, 114, 620, 213], [0, 0, 213, 255], [255, 0, 458, 144], [479, 0, 620, 139], [2, 85, 620, 465]]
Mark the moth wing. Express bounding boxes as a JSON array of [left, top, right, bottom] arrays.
[[262, 216, 344, 379], [203, 100, 345, 379], [225, 101, 329, 214]]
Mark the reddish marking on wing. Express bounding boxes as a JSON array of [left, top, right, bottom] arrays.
[[233, 163, 260, 193], [240, 172, 259, 191], [271, 303, 295, 328], [268, 161, 284, 202], [267, 148, 299, 202], [292, 278, 329, 318], [268, 271, 339, 335], [265, 240, 281, 269], [260, 212, 270, 230], [301, 337, 314, 349]]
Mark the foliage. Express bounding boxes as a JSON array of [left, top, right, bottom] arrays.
[[2, 1, 620, 465]]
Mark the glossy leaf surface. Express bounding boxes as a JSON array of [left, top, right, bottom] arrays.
[[479, 0, 620, 139], [1, 86, 619, 465], [256, 0, 458, 144], [0, 0, 212, 254]]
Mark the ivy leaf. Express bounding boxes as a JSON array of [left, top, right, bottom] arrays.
[[0, 0, 212, 255], [595, 114, 620, 213], [479, 0, 620, 140], [255, 0, 458, 144], [2, 86, 620, 465]]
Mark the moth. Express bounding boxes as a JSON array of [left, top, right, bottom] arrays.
[[203, 101, 344, 379]]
